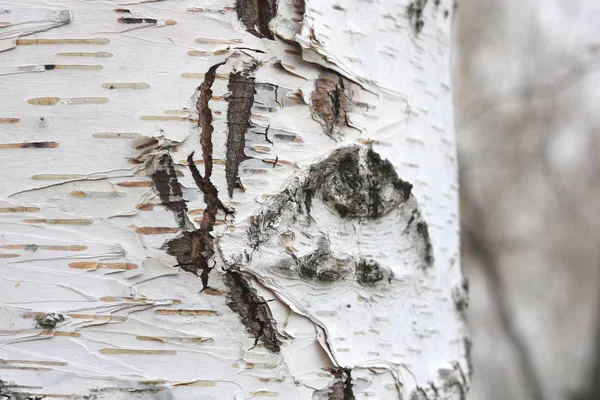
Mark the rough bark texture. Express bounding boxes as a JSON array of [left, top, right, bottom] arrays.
[[0, 1, 466, 399]]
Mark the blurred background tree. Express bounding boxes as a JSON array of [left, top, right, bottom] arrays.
[[452, 1, 600, 399]]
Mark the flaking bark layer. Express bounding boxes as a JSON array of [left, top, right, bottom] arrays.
[[226, 70, 256, 197]]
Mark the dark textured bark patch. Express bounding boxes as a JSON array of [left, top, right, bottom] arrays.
[[226, 70, 256, 197], [311, 71, 353, 140], [308, 147, 413, 219], [249, 145, 433, 287], [356, 258, 384, 286], [224, 269, 281, 353], [314, 368, 355, 400], [35, 313, 64, 330], [152, 153, 189, 230], [407, 0, 428, 34], [236, 0, 277, 39]]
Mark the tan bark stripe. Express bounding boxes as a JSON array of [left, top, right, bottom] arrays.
[[0, 254, 19, 258], [103, 83, 150, 89], [23, 219, 93, 225], [0, 142, 59, 148], [68, 262, 138, 270], [17, 38, 110, 45], [135, 227, 180, 235], [2, 360, 68, 366], [23, 313, 126, 321], [0, 207, 40, 212], [140, 115, 189, 121], [0, 118, 20, 124], [188, 49, 229, 56], [154, 309, 220, 316], [173, 380, 217, 387], [115, 181, 153, 187], [50, 65, 103, 70], [0, 365, 52, 371], [181, 73, 229, 79], [57, 52, 113, 57], [32, 174, 85, 180], [187, 7, 234, 12]]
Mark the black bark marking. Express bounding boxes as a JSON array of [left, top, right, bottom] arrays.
[[311, 147, 413, 219], [416, 221, 434, 266], [316, 368, 355, 400], [452, 277, 469, 321], [407, 0, 428, 34], [311, 71, 353, 140], [117, 17, 157, 24], [236, 0, 277, 39], [224, 269, 281, 353], [356, 258, 384, 286], [226, 70, 256, 197], [293, 236, 353, 282], [35, 313, 64, 330], [44, 64, 55, 70], [152, 153, 189, 230], [163, 63, 231, 291]]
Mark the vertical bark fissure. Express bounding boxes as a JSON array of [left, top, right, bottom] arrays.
[[226, 69, 256, 197], [163, 63, 231, 291], [223, 268, 281, 353]]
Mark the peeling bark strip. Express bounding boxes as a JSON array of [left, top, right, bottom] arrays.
[[311, 71, 353, 140], [163, 63, 230, 291], [224, 269, 281, 353], [152, 153, 189, 230], [408, 0, 428, 34], [236, 0, 277, 39], [226, 69, 256, 197], [198, 62, 225, 178]]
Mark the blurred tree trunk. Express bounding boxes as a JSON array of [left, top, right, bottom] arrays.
[[0, 1, 469, 399]]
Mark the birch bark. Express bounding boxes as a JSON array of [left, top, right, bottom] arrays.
[[0, 1, 468, 399]]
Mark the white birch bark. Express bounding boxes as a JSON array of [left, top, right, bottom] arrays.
[[0, 0, 468, 399]]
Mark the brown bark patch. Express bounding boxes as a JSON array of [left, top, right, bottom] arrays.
[[224, 269, 281, 353], [311, 71, 353, 140], [236, 0, 277, 39], [226, 70, 256, 197]]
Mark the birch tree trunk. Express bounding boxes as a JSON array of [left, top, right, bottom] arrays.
[[0, 1, 468, 399]]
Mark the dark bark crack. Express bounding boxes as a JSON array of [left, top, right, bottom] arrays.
[[315, 368, 355, 400], [223, 268, 281, 353], [152, 153, 189, 230], [226, 68, 257, 197], [236, 0, 277, 39], [163, 63, 231, 291]]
